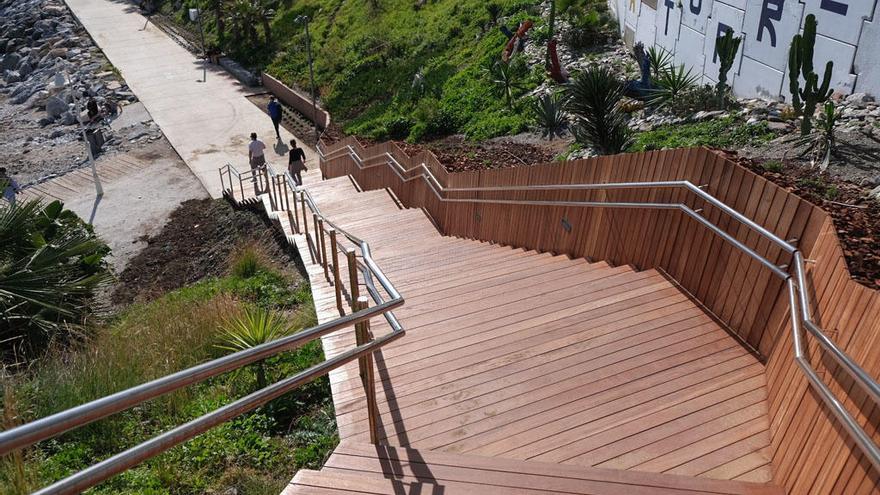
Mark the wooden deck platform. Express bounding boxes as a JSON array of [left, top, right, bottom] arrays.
[[286, 176, 776, 484]]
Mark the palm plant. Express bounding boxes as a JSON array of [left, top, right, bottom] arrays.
[[226, 0, 261, 47], [200, 0, 226, 45], [485, 60, 525, 109], [532, 92, 568, 140], [254, 0, 276, 46], [217, 306, 295, 389], [646, 64, 699, 110], [565, 66, 632, 155], [0, 199, 110, 359]]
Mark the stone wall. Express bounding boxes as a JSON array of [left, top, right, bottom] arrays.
[[610, 0, 879, 100]]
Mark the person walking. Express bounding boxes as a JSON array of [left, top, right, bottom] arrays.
[[288, 139, 307, 186], [1, 167, 19, 205], [267, 96, 282, 139], [248, 132, 267, 192]]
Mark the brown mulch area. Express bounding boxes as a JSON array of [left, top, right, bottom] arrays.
[[111, 199, 295, 305], [395, 136, 558, 172], [718, 150, 879, 289]]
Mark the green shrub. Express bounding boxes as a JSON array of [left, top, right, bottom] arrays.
[[761, 160, 784, 172], [384, 116, 414, 140], [230, 242, 271, 279], [629, 116, 775, 151]]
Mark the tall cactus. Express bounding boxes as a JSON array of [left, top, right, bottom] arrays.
[[715, 27, 741, 109], [788, 14, 833, 136]]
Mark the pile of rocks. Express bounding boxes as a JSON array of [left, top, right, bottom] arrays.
[[0, 0, 139, 126], [0, 0, 165, 184]]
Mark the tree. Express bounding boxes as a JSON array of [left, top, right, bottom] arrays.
[[201, 0, 226, 46], [0, 198, 110, 360], [226, 0, 261, 47]]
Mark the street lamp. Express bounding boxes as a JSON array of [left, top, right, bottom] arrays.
[[189, 8, 208, 83], [295, 14, 320, 144], [57, 72, 103, 198]]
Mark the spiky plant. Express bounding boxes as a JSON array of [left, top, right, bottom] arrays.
[[565, 66, 632, 155], [485, 60, 525, 109], [715, 27, 742, 109], [0, 199, 110, 359], [646, 64, 700, 110], [532, 92, 568, 140], [217, 306, 295, 389], [646, 46, 674, 80]]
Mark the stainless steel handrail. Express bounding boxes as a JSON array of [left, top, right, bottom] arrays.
[[318, 142, 880, 472], [0, 163, 406, 495]]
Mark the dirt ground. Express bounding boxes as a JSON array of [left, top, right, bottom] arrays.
[[395, 133, 565, 172], [111, 198, 301, 305]]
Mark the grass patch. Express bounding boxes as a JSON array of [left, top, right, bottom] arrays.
[[628, 116, 777, 152], [1, 248, 332, 495]]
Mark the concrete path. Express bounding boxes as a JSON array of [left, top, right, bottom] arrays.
[[64, 0, 318, 198]]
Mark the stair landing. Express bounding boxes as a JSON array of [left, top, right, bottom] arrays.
[[289, 177, 776, 484]]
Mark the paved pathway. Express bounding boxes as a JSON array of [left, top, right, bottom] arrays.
[[64, 0, 318, 198]]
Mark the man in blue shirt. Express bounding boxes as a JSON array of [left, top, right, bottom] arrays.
[[267, 96, 282, 139]]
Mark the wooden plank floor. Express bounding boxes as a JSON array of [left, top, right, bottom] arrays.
[[273, 176, 776, 483], [284, 441, 783, 495]]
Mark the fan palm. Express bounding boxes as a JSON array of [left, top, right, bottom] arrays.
[[0, 198, 110, 359], [216, 306, 295, 389]]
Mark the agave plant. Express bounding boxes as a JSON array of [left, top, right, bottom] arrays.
[[646, 46, 674, 80], [0, 199, 110, 359], [532, 92, 568, 140], [565, 66, 632, 155], [646, 64, 700, 110], [217, 306, 295, 389]]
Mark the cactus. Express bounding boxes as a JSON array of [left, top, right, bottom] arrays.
[[787, 14, 833, 136], [715, 27, 741, 109]]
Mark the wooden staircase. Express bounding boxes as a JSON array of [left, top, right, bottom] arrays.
[[228, 174, 783, 494], [284, 441, 782, 494]]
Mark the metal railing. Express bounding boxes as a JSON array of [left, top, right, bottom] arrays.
[[318, 142, 880, 473], [0, 163, 404, 495]]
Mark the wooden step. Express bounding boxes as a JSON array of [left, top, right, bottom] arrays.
[[282, 441, 783, 495]]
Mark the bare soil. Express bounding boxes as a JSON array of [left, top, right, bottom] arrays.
[[111, 199, 301, 305], [395, 134, 564, 172]]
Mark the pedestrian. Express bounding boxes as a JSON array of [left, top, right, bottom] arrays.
[[248, 132, 267, 190], [288, 139, 307, 186], [1, 167, 19, 206], [267, 96, 282, 139]]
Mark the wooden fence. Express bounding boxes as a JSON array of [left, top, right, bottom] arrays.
[[319, 137, 880, 494]]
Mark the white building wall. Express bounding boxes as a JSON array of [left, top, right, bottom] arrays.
[[610, 0, 879, 100]]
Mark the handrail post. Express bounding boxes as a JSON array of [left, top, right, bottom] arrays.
[[354, 296, 379, 444], [269, 176, 277, 210], [312, 213, 321, 266], [282, 176, 290, 210], [292, 188, 300, 232], [329, 229, 344, 315], [346, 248, 359, 310], [318, 220, 330, 281], [219, 167, 226, 194], [238, 171, 244, 200], [301, 194, 314, 264]]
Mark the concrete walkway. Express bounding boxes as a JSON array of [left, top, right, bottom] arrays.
[[64, 0, 318, 198]]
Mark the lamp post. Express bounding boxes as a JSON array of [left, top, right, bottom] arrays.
[[189, 8, 207, 83], [296, 14, 320, 144], [59, 72, 103, 199]]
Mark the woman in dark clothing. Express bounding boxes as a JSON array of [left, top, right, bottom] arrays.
[[288, 139, 307, 186]]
